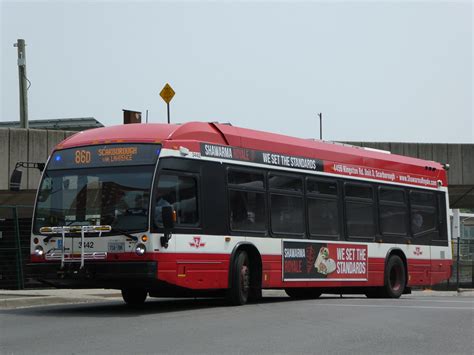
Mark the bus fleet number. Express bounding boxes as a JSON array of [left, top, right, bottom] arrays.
[[78, 241, 94, 249]]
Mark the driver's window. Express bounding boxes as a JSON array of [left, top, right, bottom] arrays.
[[154, 174, 199, 227]]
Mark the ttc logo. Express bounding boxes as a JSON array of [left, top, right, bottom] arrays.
[[413, 247, 423, 256], [189, 237, 206, 249]]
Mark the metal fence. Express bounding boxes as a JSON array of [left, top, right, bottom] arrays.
[[0, 205, 40, 289], [436, 239, 474, 290], [0, 204, 473, 290]]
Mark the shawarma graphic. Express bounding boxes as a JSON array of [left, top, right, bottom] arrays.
[[314, 247, 336, 275]]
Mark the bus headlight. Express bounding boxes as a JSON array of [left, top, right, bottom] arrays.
[[34, 245, 44, 256], [135, 243, 146, 256]]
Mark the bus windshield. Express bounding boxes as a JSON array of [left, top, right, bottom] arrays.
[[33, 165, 155, 234]]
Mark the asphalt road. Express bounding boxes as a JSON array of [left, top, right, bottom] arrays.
[[1, 293, 473, 355]]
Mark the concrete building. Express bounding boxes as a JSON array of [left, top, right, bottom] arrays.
[[0, 117, 103, 131]]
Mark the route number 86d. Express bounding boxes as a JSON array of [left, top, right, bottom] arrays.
[[75, 150, 91, 164]]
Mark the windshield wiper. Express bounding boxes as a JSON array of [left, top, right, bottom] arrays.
[[109, 228, 138, 241]]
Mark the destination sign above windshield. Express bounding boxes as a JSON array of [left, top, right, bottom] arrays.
[[48, 144, 161, 170]]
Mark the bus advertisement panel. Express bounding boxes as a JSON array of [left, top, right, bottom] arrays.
[[283, 241, 368, 281]]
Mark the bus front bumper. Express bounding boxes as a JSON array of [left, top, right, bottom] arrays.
[[27, 261, 157, 288]]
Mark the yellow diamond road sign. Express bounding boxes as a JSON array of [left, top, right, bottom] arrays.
[[160, 83, 175, 104]]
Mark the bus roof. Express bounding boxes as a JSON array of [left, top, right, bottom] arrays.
[[58, 122, 447, 187]]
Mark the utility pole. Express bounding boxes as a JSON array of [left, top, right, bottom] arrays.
[[14, 39, 29, 128], [317, 112, 323, 140]]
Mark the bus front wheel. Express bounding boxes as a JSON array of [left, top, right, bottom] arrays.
[[228, 250, 250, 306], [121, 288, 147, 306]]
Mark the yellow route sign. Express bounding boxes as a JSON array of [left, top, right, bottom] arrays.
[[160, 83, 175, 104]]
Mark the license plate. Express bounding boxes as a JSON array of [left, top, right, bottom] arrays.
[[108, 241, 125, 252]]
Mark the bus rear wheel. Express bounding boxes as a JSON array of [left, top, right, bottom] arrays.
[[285, 288, 321, 299], [121, 288, 147, 306], [228, 250, 250, 306], [382, 255, 406, 298]]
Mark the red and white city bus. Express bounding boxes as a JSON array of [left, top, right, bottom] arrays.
[[30, 122, 452, 305]]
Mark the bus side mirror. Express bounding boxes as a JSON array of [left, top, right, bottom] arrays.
[[9, 162, 45, 191], [9, 169, 22, 191], [160, 206, 175, 248]]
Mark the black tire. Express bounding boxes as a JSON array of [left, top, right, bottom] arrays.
[[285, 288, 322, 299], [381, 255, 406, 298], [121, 288, 147, 306], [228, 250, 250, 306]]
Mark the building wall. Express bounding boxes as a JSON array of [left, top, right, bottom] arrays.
[[345, 142, 474, 186], [0, 128, 76, 191]]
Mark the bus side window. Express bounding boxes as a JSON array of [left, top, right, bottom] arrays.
[[227, 168, 266, 233], [409, 190, 437, 237], [269, 173, 304, 237], [229, 190, 266, 232], [154, 174, 199, 227], [378, 187, 408, 237], [344, 183, 375, 239], [270, 193, 304, 235], [307, 178, 339, 239]]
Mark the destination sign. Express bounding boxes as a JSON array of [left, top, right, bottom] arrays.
[[48, 144, 161, 170], [200, 143, 324, 172]]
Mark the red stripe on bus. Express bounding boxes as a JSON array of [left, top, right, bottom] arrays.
[[31, 252, 452, 289]]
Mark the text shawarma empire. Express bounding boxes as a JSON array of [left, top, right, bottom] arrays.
[[204, 145, 233, 159]]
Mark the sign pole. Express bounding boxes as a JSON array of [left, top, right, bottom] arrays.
[[159, 83, 175, 125], [167, 103, 170, 124]]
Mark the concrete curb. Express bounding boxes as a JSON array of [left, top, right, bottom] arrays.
[[409, 290, 474, 297], [0, 291, 122, 310], [0, 296, 123, 309]]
